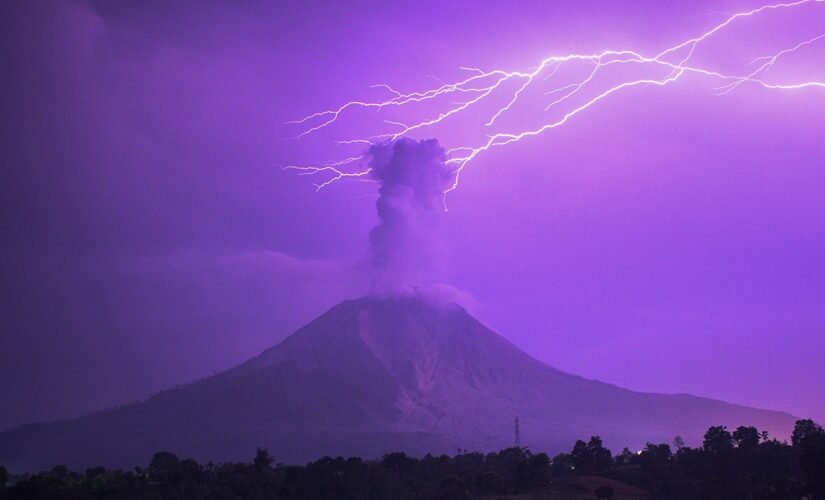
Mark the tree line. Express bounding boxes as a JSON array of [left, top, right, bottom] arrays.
[[1, 419, 823, 499]]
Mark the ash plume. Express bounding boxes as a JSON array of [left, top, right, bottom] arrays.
[[367, 138, 455, 294]]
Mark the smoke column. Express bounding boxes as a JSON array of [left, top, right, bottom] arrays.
[[367, 138, 455, 294]]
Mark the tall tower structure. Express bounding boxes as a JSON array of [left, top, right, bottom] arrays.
[[514, 416, 521, 448]]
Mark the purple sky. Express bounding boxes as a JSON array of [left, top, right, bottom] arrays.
[[1, 0, 823, 432]]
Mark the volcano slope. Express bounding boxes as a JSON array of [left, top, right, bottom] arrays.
[[0, 295, 796, 471]]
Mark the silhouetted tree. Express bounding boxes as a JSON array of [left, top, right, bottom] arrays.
[[381, 451, 413, 471], [673, 435, 685, 451], [571, 436, 612, 474], [792, 418, 823, 447], [148, 451, 180, 482], [253, 447, 274, 470], [732, 425, 759, 450], [176, 458, 202, 482], [0, 464, 7, 488], [614, 447, 635, 466], [703, 425, 733, 454], [84, 465, 106, 480], [49, 465, 68, 479], [589, 437, 613, 473], [639, 443, 672, 466], [794, 419, 825, 498]]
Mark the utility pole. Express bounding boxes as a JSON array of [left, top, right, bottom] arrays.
[[514, 416, 521, 448]]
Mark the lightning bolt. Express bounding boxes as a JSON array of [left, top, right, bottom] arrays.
[[285, 0, 825, 205]]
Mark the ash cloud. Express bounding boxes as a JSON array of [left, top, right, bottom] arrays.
[[367, 138, 455, 293]]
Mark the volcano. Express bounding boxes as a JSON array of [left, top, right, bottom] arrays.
[[0, 295, 796, 472]]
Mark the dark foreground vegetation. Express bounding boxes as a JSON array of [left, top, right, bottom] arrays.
[[1, 419, 823, 500]]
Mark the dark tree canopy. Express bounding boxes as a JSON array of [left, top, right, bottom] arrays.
[[733, 426, 760, 449], [254, 447, 274, 470], [2, 420, 824, 500], [570, 436, 612, 474], [792, 418, 823, 447], [703, 425, 734, 454], [793, 419, 825, 498]]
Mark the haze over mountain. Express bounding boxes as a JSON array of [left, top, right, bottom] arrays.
[[0, 293, 796, 473]]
